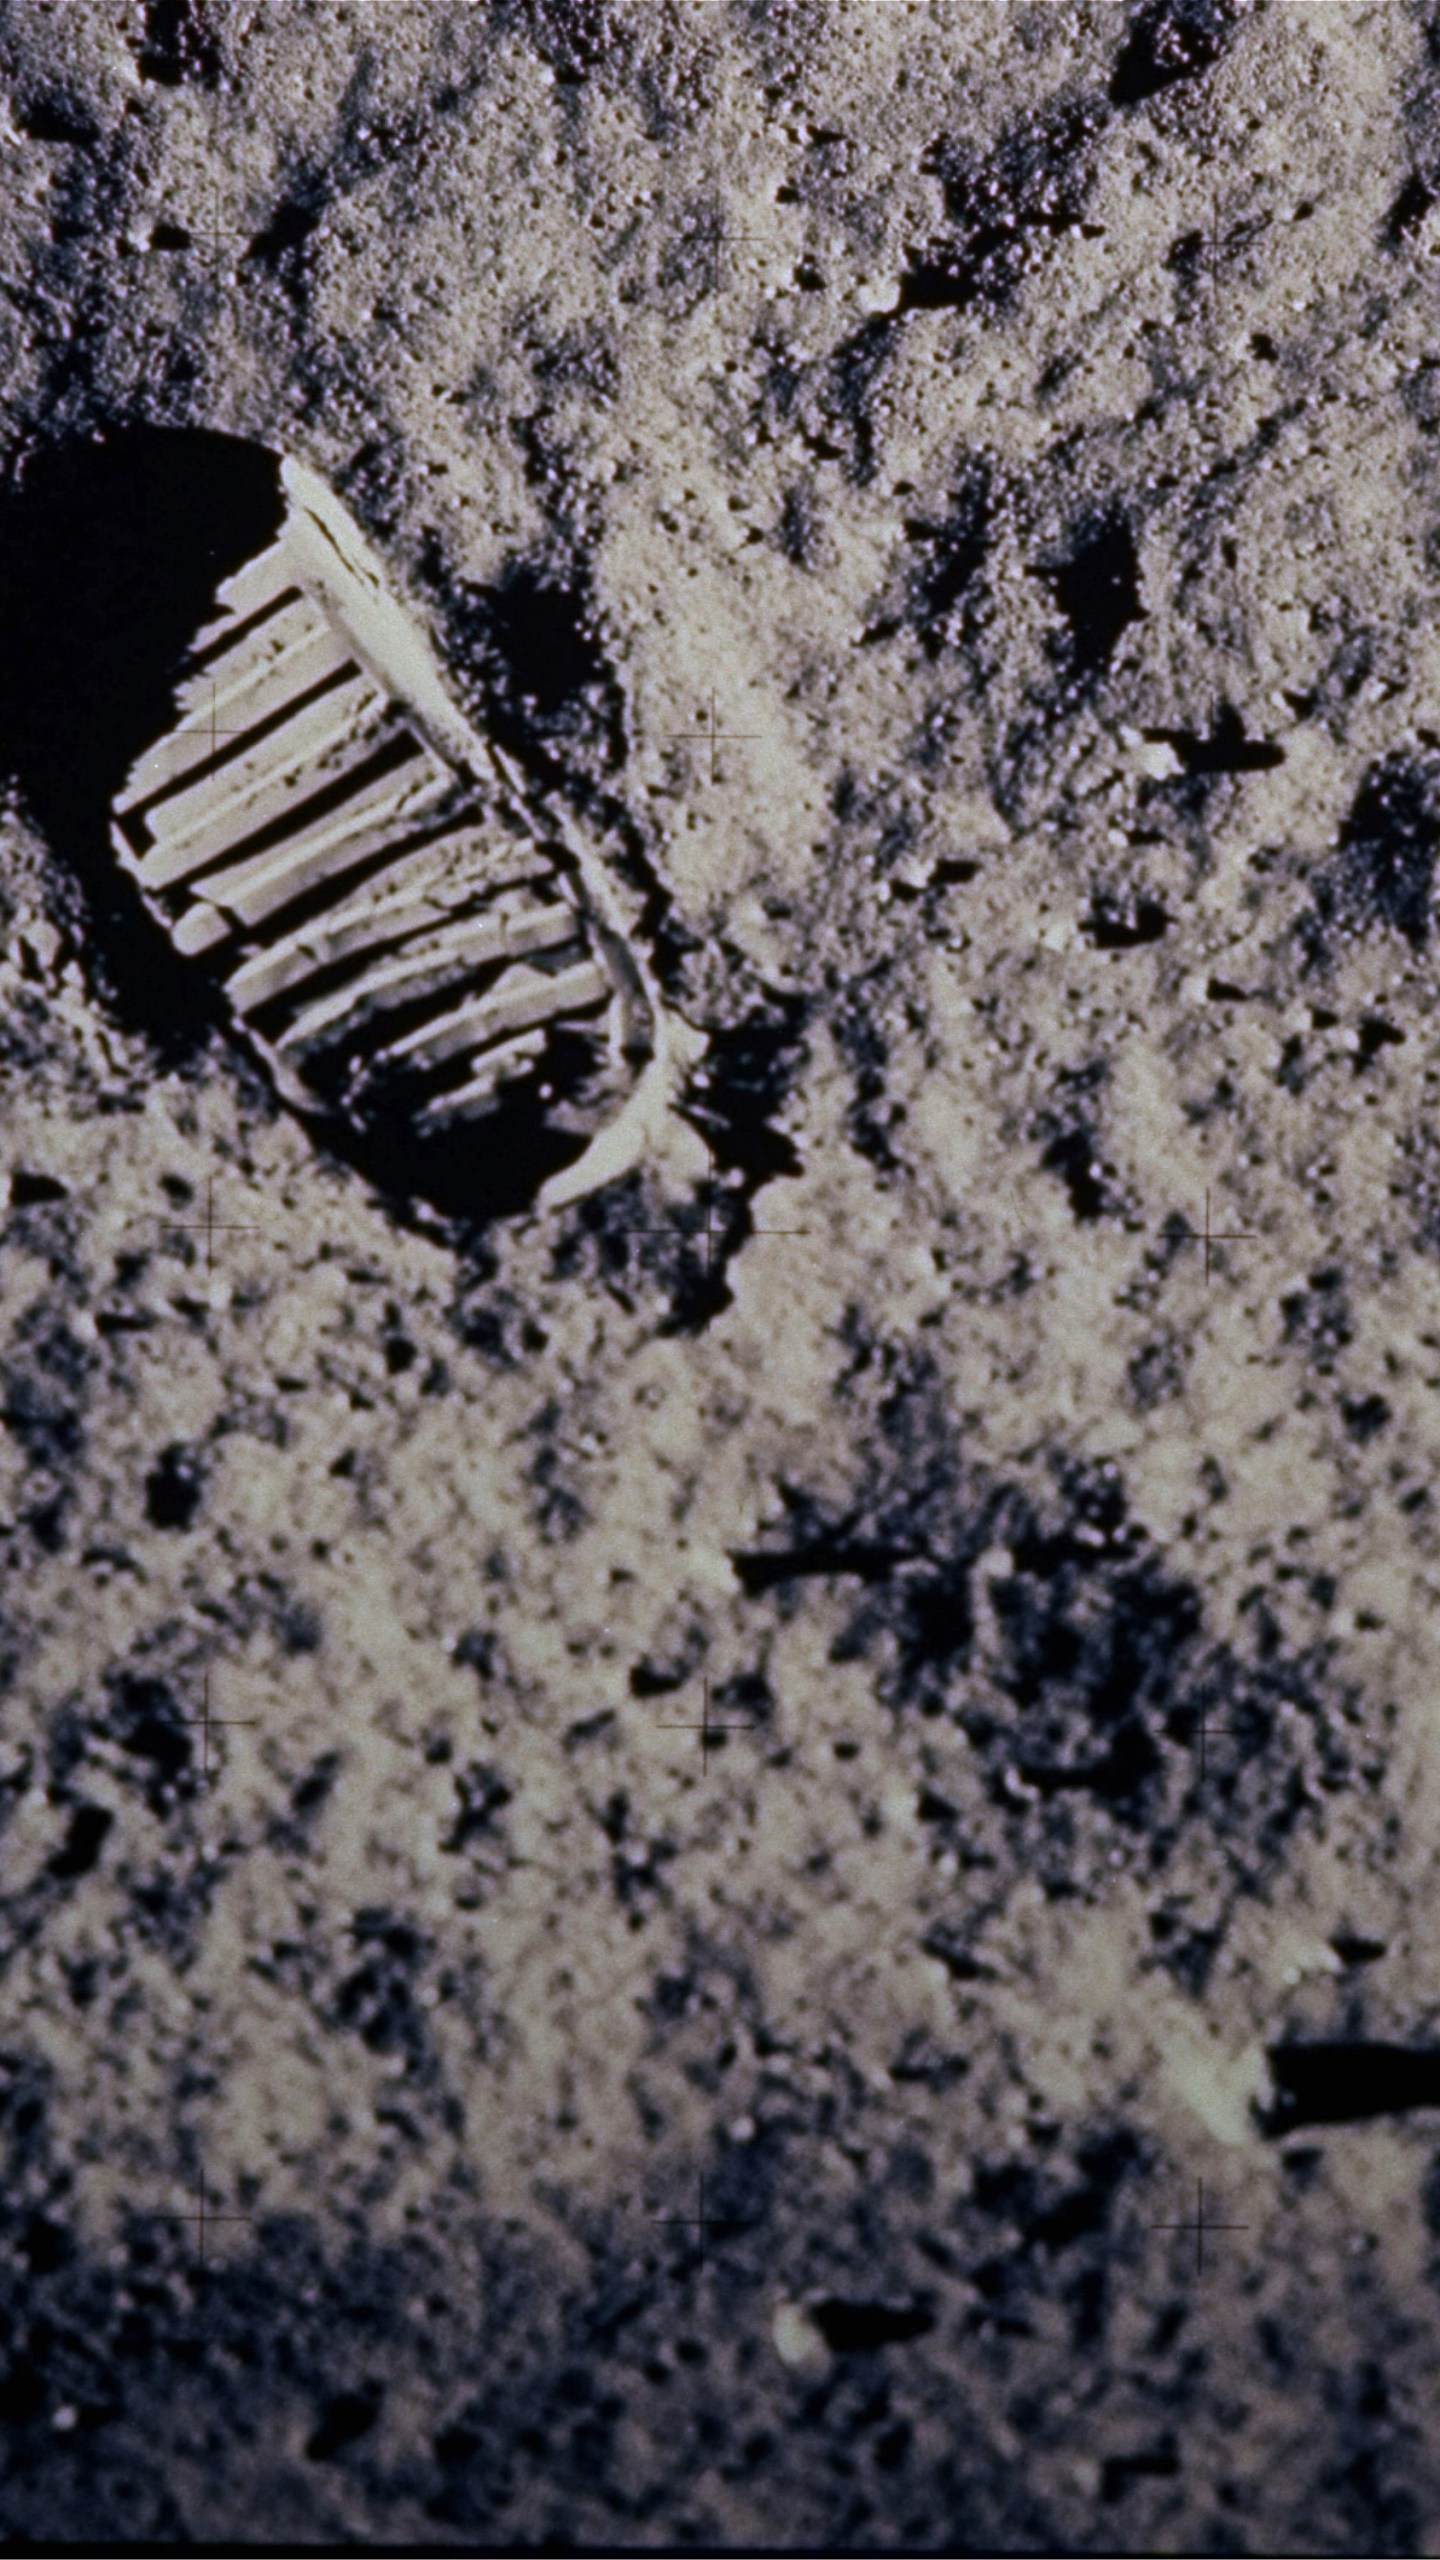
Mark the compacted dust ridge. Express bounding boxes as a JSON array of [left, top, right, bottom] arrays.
[[3, 0, 1440, 2550]]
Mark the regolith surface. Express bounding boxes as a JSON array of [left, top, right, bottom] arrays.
[[1, 2, 1439, 2549]]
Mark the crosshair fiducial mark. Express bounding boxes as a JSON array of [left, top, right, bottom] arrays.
[[663, 690, 763, 784], [688, 192, 842, 301], [695, 194, 773, 292], [613, 1131, 806, 1274], [1150, 2178, 1248, 2278], [1187, 1698, 1248, 1783], [650, 2171, 751, 2268], [146, 1177, 262, 1275], [655, 1672, 763, 1768], [141, 665, 259, 788], [144, 2171, 254, 2270], [694, 1132, 807, 1262], [1159, 1190, 1256, 1283], [179, 1670, 259, 1776], [189, 673, 248, 763]]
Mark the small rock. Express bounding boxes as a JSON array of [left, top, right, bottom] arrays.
[[771, 2298, 829, 2374]]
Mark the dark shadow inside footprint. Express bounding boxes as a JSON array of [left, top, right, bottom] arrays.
[[0, 425, 284, 1057]]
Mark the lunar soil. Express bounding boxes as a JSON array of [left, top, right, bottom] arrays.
[[2, 1, 1440, 2550]]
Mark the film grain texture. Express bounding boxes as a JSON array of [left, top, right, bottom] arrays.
[[0, 1, 1438, 2550]]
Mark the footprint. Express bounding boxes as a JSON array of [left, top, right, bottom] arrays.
[[106, 450, 693, 1222]]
